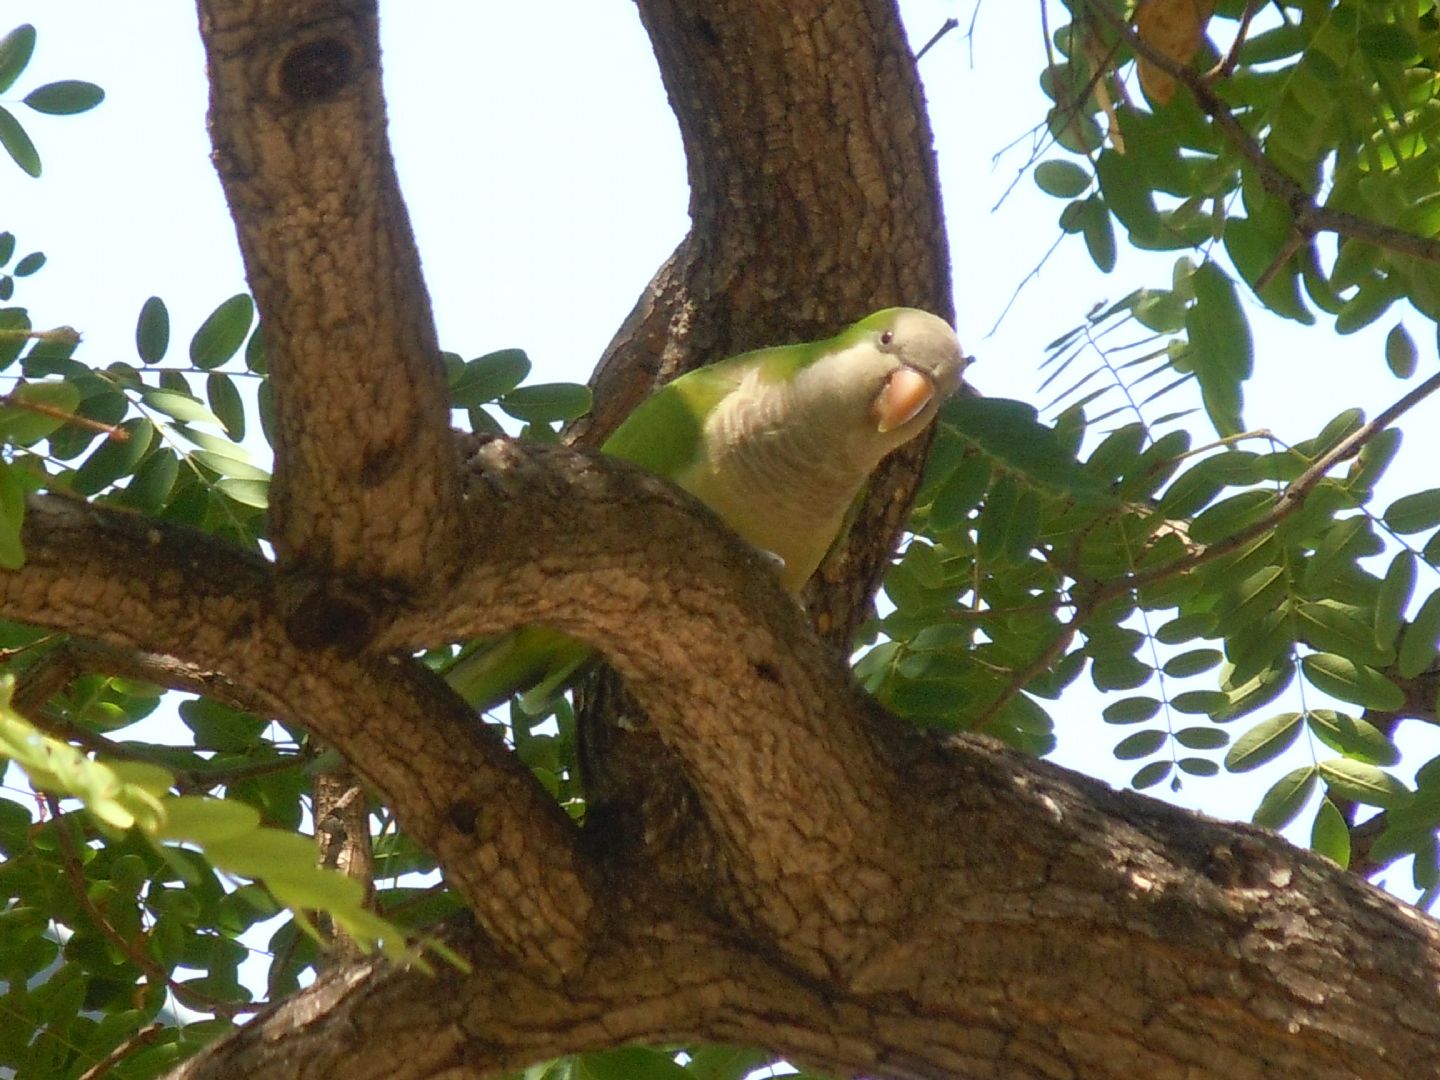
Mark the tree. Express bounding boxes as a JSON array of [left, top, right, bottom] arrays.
[[3, 1, 1440, 1078]]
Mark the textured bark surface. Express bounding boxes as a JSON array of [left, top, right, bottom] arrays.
[[2, 1, 1436, 1078]]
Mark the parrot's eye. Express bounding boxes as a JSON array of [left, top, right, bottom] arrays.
[[879, 330, 895, 346]]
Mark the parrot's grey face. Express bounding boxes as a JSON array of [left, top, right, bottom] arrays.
[[866, 309, 967, 436]]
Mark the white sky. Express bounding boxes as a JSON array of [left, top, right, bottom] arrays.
[[5, 3, 1440, 888]]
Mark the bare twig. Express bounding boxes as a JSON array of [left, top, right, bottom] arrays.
[[1205, 0, 1269, 81], [914, 17, 959, 62]]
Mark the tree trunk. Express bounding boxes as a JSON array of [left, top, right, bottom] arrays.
[[1, 1, 1432, 1078]]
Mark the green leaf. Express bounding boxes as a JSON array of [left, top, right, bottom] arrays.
[[1335, 275, 1401, 335], [1374, 551, 1416, 651], [1154, 612, 1217, 644], [1301, 653, 1405, 711], [1081, 196, 1117, 272], [0, 104, 40, 177], [1307, 710, 1400, 767], [215, 477, 269, 508], [975, 471, 1016, 563], [1190, 489, 1274, 544], [1384, 488, 1440, 534], [1186, 262, 1252, 436], [23, 80, 104, 116], [1385, 323, 1418, 379], [191, 449, 269, 481], [1224, 215, 1312, 323], [1162, 648, 1222, 677], [1310, 799, 1351, 866], [1131, 760, 1173, 789], [1357, 22, 1421, 63], [1174, 726, 1228, 750], [1318, 758, 1411, 809], [1113, 729, 1165, 760], [1095, 149, 1161, 244], [1398, 590, 1440, 678], [207, 373, 246, 440], [0, 460, 25, 569], [682, 1046, 775, 1080], [189, 294, 255, 370], [1226, 711, 1302, 772], [73, 418, 153, 495], [118, 449, 179, 514], [179, 698, 266, 755], [1348, 428, 1402, 495], [0, 25, 36, 95], [12, 251, 42, 276], [1034, 159, 1089, 198], [1092, 655, 1152, 691], [135, 296, 169, 363], [1253, 765, 1317, 829], [581, 1048, 692, 1080], [245, 326, 267, 374], [140, 387, 225, 429], [926, 452, 990, 530], [1177, 756, 1219, 777], [942, 397, 1103, 497], [1102, 696, 1160, 724], [451, 348, 531, 405], [1170, 690, 1229, 715], [153, 797, 260, 844], [1292, 601, 1393, 669], [499, 382, 592, 423]]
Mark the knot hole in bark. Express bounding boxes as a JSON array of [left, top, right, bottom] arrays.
[[276, 36, 355, 103]]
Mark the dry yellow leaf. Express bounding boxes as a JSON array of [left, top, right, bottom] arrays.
[[1135, 0, 1217, 104]]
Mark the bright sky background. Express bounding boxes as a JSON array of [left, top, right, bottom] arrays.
[[6, 2, 1440, 898]]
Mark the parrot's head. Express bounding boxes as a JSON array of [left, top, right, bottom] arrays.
[[853, 307, 967, 440]]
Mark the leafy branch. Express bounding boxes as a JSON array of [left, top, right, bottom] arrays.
[[972, 367, 1440, 730], [1079, 0, 1440, 266]]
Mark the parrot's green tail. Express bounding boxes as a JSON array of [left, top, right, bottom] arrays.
[[445, 625, 594, 715]]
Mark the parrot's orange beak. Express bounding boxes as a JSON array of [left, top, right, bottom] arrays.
[[871, 366, 936, 434]]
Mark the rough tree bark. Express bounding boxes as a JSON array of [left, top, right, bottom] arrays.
[[4, 2, 1438, 1078]]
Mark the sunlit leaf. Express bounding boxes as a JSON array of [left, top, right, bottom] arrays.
[[189, 294, 255, 370]]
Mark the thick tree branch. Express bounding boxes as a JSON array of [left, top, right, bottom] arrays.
[[388, 437, 918, 976], [171, 739, 1440, 1080], [563, 0, 959, 887], [0, 495, 592, 974], [196, 0, 465, 588], [8, 451, 1440, 1078]]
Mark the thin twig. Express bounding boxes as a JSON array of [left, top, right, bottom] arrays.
[[1205, 0, 1269, 81], [0, 393, 128, 439], [915, 17, 960, 62]]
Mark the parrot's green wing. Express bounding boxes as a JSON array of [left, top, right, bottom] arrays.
[[600, 359, 741, 474]]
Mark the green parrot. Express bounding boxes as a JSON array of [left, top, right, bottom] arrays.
[[448, 306, 967, 713]]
